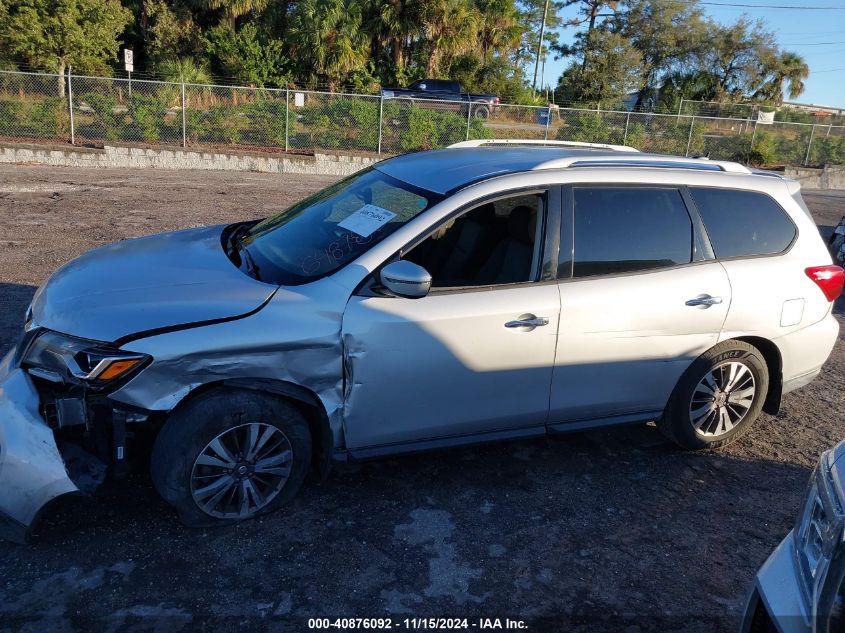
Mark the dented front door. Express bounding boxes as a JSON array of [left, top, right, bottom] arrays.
[[340, 284, 561, 450]]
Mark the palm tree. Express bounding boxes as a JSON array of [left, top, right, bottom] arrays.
[[365, 0, 422, 77], [420, 0, 480, 76], [475, 0, 521, 62], [288, 0, 370, 90], [752, 51, 809, 103], [776, 51, 809, 100], [157, 57, 212, 84], [196, 0, 270, 29]]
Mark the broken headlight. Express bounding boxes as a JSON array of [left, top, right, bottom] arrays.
[[794, 448, 845, 633], [21, 330, 150, 389]]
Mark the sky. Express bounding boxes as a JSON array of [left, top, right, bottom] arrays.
[[539, 0, 845, 107]]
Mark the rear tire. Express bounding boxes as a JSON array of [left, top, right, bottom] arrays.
[[473, 105, 490, 119], [150, 388, 311, 527], [658, 340, 769, 450]]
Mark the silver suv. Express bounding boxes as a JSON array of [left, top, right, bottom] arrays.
[[1, 140, 842, 539]]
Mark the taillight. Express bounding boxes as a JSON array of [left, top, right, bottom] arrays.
[[805, 265, 845, 302]]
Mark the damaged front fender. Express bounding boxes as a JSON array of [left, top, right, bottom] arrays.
[[0, 363, 79, 542]]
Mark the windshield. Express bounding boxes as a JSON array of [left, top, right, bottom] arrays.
[[238, 168, 440, 285]]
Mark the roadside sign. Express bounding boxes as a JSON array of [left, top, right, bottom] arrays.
[[123, 49, 134, 73], [757, 110, 775, 125]]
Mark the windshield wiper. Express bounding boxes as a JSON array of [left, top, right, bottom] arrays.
[[238, 243, 261, 280], [226, 223, 262, 280], [226, 223, 251, 253]]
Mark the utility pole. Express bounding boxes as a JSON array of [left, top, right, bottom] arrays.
[[532, 0, 551, 93]]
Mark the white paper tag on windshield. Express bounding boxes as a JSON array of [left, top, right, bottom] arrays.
[[338, 204, 396, 237]]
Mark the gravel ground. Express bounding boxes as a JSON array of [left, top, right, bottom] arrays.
[[0, 165, 843, 633]]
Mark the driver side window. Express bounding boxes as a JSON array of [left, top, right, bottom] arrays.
[[404, 192, 546, 288]]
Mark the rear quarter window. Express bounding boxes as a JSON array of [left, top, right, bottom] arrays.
[[689, 187, 796, 258]]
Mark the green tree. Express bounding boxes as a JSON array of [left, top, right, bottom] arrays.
[[516, 0, 564, 83], [195, 0, 269, 29], [0, 0, 132, 96], [476, 0, 521, 62], [204, 24, 288, 86], [140, 0, 204, 67], [556, 28, 642, 106], [657, 70, 720, 112], [288, 0, 370, 90], [699, 17, 778, 100], [419, 0, 480, 77], [617, 0, 707, 109], [753, 51, 809, 102], [364, 0, 422, 81], [156, 56, 212, 83]]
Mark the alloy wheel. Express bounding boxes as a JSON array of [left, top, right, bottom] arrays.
[[190, 422, 293, 519], [688, 361, 756, 438]]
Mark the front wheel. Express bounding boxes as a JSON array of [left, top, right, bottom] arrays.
[[150, 388, 312, 527], [658, 341, 769, 449]]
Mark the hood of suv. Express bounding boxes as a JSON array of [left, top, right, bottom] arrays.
[[30, 225, 276, 343]]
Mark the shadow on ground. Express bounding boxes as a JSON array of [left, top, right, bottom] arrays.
[[1, 421, 811, 632], [0, 283, 36, 357]]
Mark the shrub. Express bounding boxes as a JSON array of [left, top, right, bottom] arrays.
[[701, 129, 816, 167], [128, 93, 171, 142], [623, 122, 646, 149], [0, 97, 67, 139], [399, 107, 466, 151], [0, 98, 25, 125], [82, 92, 124, 140], [298, 97, 381, 151], [467, 117, 492, 142], [28, 98, 67, 137], [243, 98, 291, 146], [810, 136, 845, 166], [199, 105, 243, 144], [556, 111, 618, 144]]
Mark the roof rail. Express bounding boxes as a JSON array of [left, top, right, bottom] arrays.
[[532, 155, 752, 174], [448, 139, 640, 153]]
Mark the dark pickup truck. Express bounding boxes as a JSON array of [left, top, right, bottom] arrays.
[[380, 79, 500, 119]]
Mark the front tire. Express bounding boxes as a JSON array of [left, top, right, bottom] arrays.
[[150, 388, 311, 527], [658, 341, 769, 450]]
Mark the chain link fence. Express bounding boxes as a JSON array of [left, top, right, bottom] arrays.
[[2, 69, 844, 168]]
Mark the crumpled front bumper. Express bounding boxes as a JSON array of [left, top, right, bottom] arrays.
[[0, 351, 78, 543]]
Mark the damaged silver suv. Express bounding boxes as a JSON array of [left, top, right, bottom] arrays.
[[1, 140, 842, 540]]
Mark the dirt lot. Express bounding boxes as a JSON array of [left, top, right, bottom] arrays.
[[0, 165, 843, 633]]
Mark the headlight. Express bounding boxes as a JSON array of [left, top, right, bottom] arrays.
[[795, 477, 829, 586], [21, 330, 150, 388], [381, 90, 394, 98], [24, 304, 35, 331], [794, 449, 845, 633]]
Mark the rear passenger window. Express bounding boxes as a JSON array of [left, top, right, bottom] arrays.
[[689, 187, 796, 258], [572, 187, 693, 278]]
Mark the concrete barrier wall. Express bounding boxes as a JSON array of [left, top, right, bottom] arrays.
[[785, 165, 845, 190], [0, 142, 378, 177], [4, 141, 845, 190]]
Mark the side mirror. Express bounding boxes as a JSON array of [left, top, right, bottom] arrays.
[[379, 261, 432, 299]]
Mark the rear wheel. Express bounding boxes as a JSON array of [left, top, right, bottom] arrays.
[[658, 341, 769, 449], [150, 388, 311, 527], [473, 104, 490, 119]]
